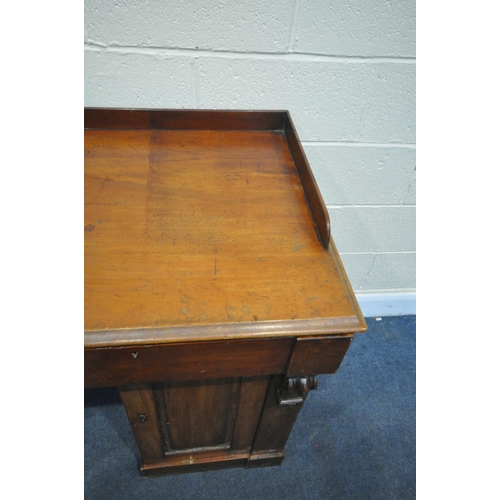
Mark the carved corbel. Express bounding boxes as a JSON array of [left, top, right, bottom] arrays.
[[277, 375, 318, 406]]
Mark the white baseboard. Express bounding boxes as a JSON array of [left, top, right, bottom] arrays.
[[355, 292, 416, 318]]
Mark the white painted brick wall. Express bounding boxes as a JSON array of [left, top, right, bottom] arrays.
[[294, 0, 416, 57], [197, 59, 415, 143], [303, 146, 416, 205], [328, 206, 415, 253], [85, 0, 296, 52], [84, 0, 416, 296], [85, 51, 194, 107]]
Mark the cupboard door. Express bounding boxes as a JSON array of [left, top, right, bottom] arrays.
[[118, 375, 270, 474]]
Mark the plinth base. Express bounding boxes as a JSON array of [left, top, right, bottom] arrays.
[[140, 450, 285, 477]]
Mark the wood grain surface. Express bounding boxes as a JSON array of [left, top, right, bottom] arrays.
[[84, 111, 366, 346], [286, 335, 353, 376], [284, 113, 330, 249], [84, 108, 287, 131], [84, 109, 367, 478], [84, 338, 294, 388]]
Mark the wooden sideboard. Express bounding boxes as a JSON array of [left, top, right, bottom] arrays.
[[84, 109, 367, 476]]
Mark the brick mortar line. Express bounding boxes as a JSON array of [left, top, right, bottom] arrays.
[[287, 0, 301, 52], [303, 141, 416, 148], [84, 42, 416, 63], [327, 204, 415, 208], [358, 254, 377, 289], [340, 251, 416, 255]]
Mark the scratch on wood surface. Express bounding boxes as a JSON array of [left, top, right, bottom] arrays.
[[128, 143, 146, 161], [214, 246, 218, 276], [149, 165, 164, 184], [99, 177, 110, 193], [246, 289, 269, 299], [224, 289, 234, 320]]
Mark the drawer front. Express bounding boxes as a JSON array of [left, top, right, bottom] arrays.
[[286, 335, 353, 377], [85, 338, 294, 388]]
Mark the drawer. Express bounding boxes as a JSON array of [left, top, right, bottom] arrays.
[[85, 337, 294, 388], [287, 335, 353, 377]]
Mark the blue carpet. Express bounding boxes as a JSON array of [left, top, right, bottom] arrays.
[[85, 315, 415, 499]]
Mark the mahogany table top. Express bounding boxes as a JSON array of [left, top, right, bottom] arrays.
[[84, 109, 366, 348]]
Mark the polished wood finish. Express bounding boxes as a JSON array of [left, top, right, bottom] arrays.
[[287, 336, 353, 377], [284, 112, 330, 248], [118, 384, 164, 461], [230, 376, 270, 452], [84, 111, 366, 345], [84, 338, 293, 388], [84, 108, 287, 132], [277, 375, 318, 405], [84, 316, 363, 348], [117, 373, 316, 476], [251, 376, 309, 455], [116, 375, 287, 475], [162, 378, 239, 450], [141, 450, 249, 477], [84, 109, 367, 476]]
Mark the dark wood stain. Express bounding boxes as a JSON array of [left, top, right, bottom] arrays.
[[84, 338, 294, 388], [284, 112, 330, 249], [84, 109, 366, 476], [287, 335, 353, 376], [118, 383, 164, 461], [252, 375, 307, 453], [162, 377, 237, 450]]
